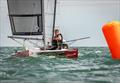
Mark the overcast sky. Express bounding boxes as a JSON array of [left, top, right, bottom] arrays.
[[0, 0, 120, 47]]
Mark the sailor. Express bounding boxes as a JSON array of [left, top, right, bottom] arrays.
[[50, 29, 63, 50]]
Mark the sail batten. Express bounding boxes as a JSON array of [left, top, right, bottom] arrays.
[[9, 14, 42, 17], [8, 36, 43, 40]]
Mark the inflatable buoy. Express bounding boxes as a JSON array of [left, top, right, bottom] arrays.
[[102, 21, 120, 59]]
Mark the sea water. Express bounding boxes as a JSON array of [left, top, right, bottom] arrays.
[[0, 47, 120, 83]]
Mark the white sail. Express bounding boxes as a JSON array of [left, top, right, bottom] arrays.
[[7, 0, 43, 35], [7, 0, 57, 48], [44, 0, 56, 46]]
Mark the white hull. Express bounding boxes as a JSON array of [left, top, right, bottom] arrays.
[[13, 48, 78, 58]]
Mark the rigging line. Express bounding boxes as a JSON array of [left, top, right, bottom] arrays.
[[67, 37, 90, 45], [68, 41, 76, 45], [11, 38, 27, 49], [23, 39, 27, 50], [11, 38, 23, 45], [66, 37, 90, 42], [30, 1, 37, 35], [28, 40, 40, 47]]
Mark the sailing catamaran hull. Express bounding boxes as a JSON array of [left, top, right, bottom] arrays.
[[14, 48, 78, 58]]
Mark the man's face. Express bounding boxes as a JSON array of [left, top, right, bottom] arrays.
[[55, 30, 59, 35]]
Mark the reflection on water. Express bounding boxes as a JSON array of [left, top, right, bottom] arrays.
[[0, 47, 120, 83]]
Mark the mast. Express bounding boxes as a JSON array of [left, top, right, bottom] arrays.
[[52, 0, 57, 39], [41, 0, 46, 48]]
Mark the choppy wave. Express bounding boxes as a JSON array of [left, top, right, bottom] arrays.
[[0, 47, 120, 83]]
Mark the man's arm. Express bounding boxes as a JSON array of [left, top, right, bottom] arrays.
[[53, 35, 62, 41]]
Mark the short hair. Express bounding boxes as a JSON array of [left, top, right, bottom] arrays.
[[55, 29, 59, 32]]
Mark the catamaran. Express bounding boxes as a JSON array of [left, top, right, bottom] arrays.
[[7, 0, 89, 58]]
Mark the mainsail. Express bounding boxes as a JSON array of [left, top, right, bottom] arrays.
[[44, 0, 57, 44], [7, 0, 57, 47], [7, 0, 44, 35]]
